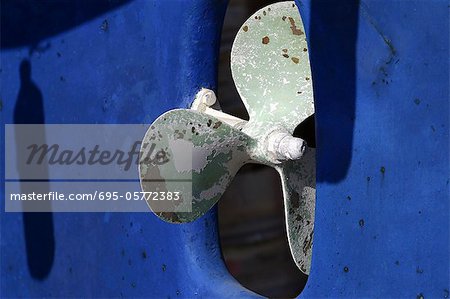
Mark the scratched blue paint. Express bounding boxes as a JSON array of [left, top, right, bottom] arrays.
[[1, 0, 448, 298], [1, 0, 255, 297]]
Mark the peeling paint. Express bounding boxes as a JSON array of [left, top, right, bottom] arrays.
[[139, 1, 315, 275]]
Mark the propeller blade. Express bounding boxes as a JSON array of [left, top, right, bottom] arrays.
[[277, 147, 316, 274], [139, 109, 252, 223], [231, 1, 314, 133]]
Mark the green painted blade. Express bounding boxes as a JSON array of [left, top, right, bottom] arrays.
[[139, 109, 252, 223], [277, 147, 316, 274], [231, 1, 314, 133]]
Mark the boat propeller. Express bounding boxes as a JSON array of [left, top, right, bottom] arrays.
[[139, 1, 315, 274]]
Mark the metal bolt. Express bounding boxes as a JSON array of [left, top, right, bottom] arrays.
[[266, 130, 306, 162]]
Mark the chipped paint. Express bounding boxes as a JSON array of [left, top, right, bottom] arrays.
[[139, 109, 253, 223], [231, 1, 314, 134], [139, 1, 315, 275], [276, 147, 316, 274]]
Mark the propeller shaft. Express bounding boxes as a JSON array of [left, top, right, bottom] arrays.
[[267, 131, 306, 162]]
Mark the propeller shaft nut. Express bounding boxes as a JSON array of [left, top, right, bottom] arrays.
[[266, 131, 306, 162]]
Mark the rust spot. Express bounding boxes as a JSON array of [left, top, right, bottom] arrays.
[[291, 57, 299, 64], [283, 53, 289, 58], [282, 16, 287, 21], [262, 36, 270, 44], [213, 121, 222, 129], [303, 47, 308, 52], [254, 16, 258, 19], [288, 17, 304, 35], [359, 219, 365, 227], [305, 77, 310, 80], [242, 25, 248, 32], [263, 10, 266, 16]]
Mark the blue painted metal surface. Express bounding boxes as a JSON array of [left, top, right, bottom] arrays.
[[1, 0, 448, 298], [1, 0, 255, 297], [296, 0, 449, 297]]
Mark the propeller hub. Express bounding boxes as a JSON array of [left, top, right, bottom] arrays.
[[266, 130, 307, 163]]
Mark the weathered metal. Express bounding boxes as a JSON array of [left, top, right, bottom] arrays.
[[140, 108, 252, 223], [1, 0, 448, 297], [231, 2, 314, 134], [140, 1, 316, 274]]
